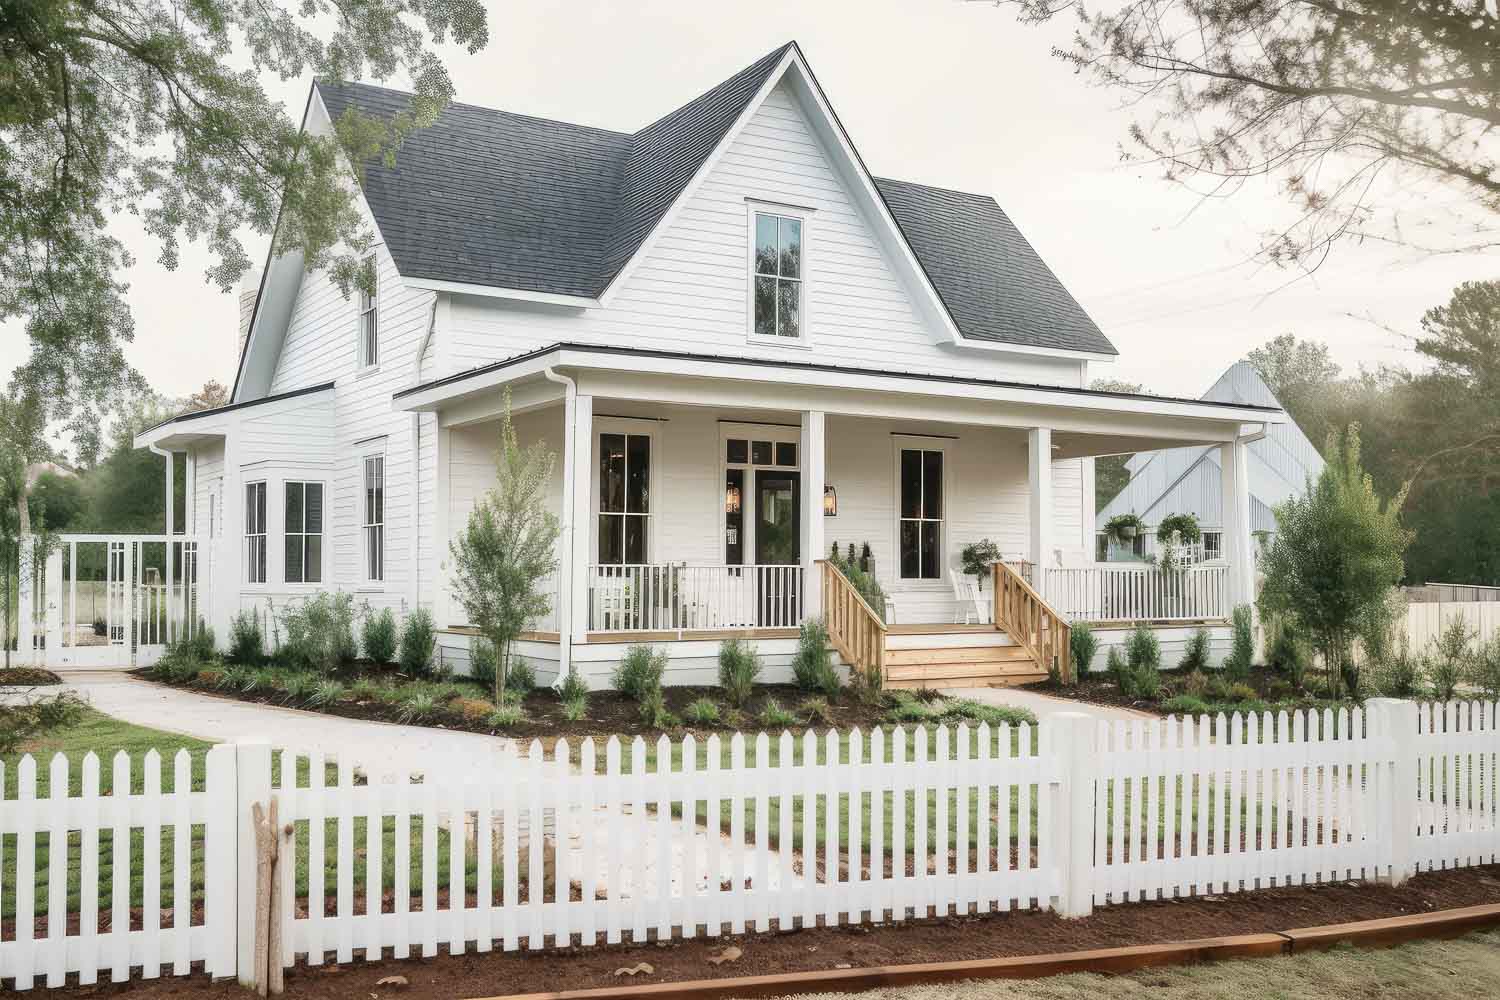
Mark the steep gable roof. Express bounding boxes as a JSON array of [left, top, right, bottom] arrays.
[[313, 42, 1117, 355]]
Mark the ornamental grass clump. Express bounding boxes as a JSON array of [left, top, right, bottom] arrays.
[[683, 697, 721, 726], [1225, 604, 1255, 680], [717, 637, 762, 707], [228, 610, 264, 665], [1068, 622, 1097, 680], [758, 697, 797, 728], [613, 644, 666, 701], [791, 618, 840, 698]]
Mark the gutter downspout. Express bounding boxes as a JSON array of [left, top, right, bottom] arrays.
[[149, 443, 175, 643], [542, 366, 576, 689]]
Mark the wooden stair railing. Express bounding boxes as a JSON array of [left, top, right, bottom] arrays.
[[819, 560, 887, 688], [993, 561, 1073, 683]]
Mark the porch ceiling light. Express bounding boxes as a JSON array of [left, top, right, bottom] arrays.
[[823, 484, 837, 517], [726, 483, 742, 514]]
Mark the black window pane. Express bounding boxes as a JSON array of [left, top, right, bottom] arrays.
[[285, 535, 302, 583], [754, 214, 778, 275], [900, 450, 922, 519], [253, 538, 266, 583], [900, 520, 919, 579], [922, 451, 943, 519], [285, 483, 303, 532], [777, 279, 799, 338], [624, 516, 646, 564], [751, 440, 772, 465], [626, 434, 650, 514], [598, 515, 623, 564], [724, 469, 743, 565], [727, 438, 748, 464], [305, 484, 324, 533], [306, 536, 322, 583], [920, 521, 940, 579], [775, 442, 797, 467], [599, 433, 625, 513], [753, 276, 777, 336], [779, 217, 801, 279]]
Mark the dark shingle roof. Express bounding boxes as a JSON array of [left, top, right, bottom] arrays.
[[314, 43, 1117, 355], [874, 177, 1115, 355]]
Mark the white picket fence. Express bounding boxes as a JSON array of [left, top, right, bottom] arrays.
[[3, 700, 1498, 989]]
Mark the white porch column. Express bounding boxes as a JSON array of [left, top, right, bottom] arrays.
[[434, 425, 451, 626], [1220, 438, 1254, 608], [214, 433, 240, 646], [1028, 427, 1054, 581], [567, 394, 594, 647], [17, 535, 35, 665], [163, 447, 176, 642], [800, 409, 825, 621]]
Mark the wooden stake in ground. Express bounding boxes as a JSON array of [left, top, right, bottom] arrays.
[[268, 799, 286, 995], [251, 797, 285, 996]]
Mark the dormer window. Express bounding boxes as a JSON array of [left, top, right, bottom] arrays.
[[750, 210, 803, 341], [358, 265, 378, 368]]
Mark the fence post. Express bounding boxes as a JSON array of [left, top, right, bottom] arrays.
[[1049, 712, 1097, 918], [1368, 698, 1417, 886], [203, 744, 239, 978], [235, 744, 273, 984]]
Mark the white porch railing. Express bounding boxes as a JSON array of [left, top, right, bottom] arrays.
[[586, 564, 804, 633], [1042, 564, 1230, 623]]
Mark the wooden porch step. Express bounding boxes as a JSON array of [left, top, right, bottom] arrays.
[[884, 641, 1046, 690], [885, 645, 1033, 667]]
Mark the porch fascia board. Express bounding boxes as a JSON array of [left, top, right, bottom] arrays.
[[133, 381, 336, 451], [393, 344, 1281, 445]]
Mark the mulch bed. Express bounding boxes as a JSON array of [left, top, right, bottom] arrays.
[[132, 668, 898, 742], [0, 666, 63, 686], [1025, 664, 1351, 717], [24, 865, 1500, 998]]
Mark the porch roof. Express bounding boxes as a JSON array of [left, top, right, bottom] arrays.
[[132, 381, 336, 451], [392, 342, 1284, 456]]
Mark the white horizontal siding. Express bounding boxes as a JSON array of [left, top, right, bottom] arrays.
[[440, 83, 1085, 389]]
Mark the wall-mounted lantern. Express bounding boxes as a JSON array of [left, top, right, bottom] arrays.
[[823, 484, 837, 517]]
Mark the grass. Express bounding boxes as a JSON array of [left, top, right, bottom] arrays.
[[781, 930, 1500, 999]]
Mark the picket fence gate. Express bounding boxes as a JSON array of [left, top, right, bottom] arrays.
[[2, 699, 1498, 990]]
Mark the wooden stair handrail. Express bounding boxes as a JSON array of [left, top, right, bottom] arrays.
[[992, 561, 1073, 684], [818, 560, 887, 689]]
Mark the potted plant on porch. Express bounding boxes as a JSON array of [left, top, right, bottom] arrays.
[[1103, 512, 1144, 546], [960, 538, 1003, 592]]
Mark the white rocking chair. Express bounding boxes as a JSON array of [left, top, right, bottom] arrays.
[[950, 559, 993, 625]]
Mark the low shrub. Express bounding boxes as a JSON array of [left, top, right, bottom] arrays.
[[1224, 681, 1259, 703], [1225, 604, 1255, 680], [173, 626, 217, 664], [800, 696, 834, 725], [0, 693, 85, 754], [307, 679, 346, 708], [1125, 661, 1162, 700], [281, 592, 358, 673], [1205, 674, 1232, 701], [1265, 617, 1307, 687], [486, 703, 526, 729], [1181, 670, 1209, 697], [1126, 624, 1161, 671], [1372, 639, 1423, 698], [613, 645, 667, 701], [558, 669, 589, 704], [219, 664, 254, 692], [349, 677, 383, 703], [683, 698, 721, 725], [560, 694, 588, 722], [940, 699, 1036, 728], [1472, 630, 1500, 700], [883, 692, 934, 723], [196, 668, 224, 687], [1162, 695, 1209, 716], [791, 618, 840, 698], [228, 611, 264, 665], [759, 697, 797, 728], [1069, 622, 1097, 679], [504, 657, 536, 696], [638, 686, 675, 729], [470, 638, 498, 688], [396, 690, 440, 724], [717, 637, 762, 707], [1106, 646, 1129, 686], [399, 608, 437, 676], [454, 697, 495, 722], [362, 608, 398, 665], [281, 673, 317, 704], [1428, 615, 1474, 701], [1179, 628, 1211, 672]]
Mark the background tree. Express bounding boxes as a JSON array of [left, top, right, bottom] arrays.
[[1259, 425, 1411, 698], [1089, 377, 1145, 510], [2, 0, 489, 464], [448, 394, 560, 701], [991, 1, 1500, 264]]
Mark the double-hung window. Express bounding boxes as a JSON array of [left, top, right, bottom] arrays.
[[1202, 531, 1222, 562], [898, 448, 944, 579], [598, 432, 650, 564], [358, 268, 378, 368], [363, 456, 385, 582], [751, 211, 803, 340], [284, 481, 324, 584], [245, 481, 267, 583]]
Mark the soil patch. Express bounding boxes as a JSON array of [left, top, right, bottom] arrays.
[[0, 666, 63, 686], [1026, 664, 1354, 718], [25, 864, 1500, 999]]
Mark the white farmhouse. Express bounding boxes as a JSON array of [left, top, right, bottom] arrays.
[[33, 43, 1285, 682]]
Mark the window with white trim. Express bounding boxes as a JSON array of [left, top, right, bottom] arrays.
[[363, 456, 385, 582], [751, 211, 802, 340], [598, 432, 649, 564], [898, 448, 943, 579], [1202, 531, 1222, 562], [358, 267, 378, 368], [245, 481, 267, 583], [284, 481, 324, 584]]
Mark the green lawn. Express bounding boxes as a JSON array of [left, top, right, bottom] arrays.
[[782, 930, 1500, 999]]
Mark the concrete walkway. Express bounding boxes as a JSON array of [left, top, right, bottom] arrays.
[[3, 669, 516, 762], [943, 685, 1156, 724]]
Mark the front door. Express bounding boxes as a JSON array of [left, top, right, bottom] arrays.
[[754, 470, 800, 626]]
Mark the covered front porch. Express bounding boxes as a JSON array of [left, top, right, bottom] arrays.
[[399, 344, 1275, 687]]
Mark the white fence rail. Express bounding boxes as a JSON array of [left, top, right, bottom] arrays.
[[1043, 565, 1230, 623], [3, 700, 1498, 989], [586, 563, 804, 633]]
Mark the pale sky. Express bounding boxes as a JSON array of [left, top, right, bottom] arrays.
[[5, 0, 1497, 425]]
